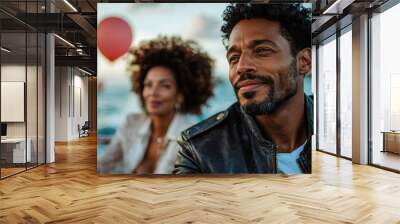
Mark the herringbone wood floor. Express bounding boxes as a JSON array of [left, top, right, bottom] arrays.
[[0, 135, 400, 223]]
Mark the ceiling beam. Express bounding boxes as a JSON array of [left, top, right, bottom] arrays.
[[55, 55, 96, 73], [66, 13, 97, 46]]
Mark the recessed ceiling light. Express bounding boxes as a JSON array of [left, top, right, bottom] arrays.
[[1, 47, 11, 53], [54, 34, 75, 48], [322, 0, 354, 15], [63, 0, 78, 12], [78, 67, 92, 76]]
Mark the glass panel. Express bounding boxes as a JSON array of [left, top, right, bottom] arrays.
[[27, 31, 38, 169], [312, 45, 317, 151], [26, 0, 39, 170], [317, 36, 337, 154], [0, 10, 2, 179], [339, 28, 352, 158], [1, 1, 28, 177], [0, 1, 46, 178], [1, 31, 27, 177], [371, 3, 400, 171], [38, 32, 45, 165]]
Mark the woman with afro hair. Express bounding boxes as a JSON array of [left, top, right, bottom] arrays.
[[99, 36, 214, 174]]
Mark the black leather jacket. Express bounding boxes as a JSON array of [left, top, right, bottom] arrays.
[[174, 94, 313, 174]]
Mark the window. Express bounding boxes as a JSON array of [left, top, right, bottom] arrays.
[[370, 2, 400, 171], [317, 35, 337, 155], [339, 27, 352, 158], [0, 1, 46, 179]]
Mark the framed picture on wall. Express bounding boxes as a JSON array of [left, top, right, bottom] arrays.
[[97, 3, 313, 175]]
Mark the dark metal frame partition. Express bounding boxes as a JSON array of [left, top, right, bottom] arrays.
[[315, 24, 353, 161], [0, 0, 47, 179], [316, 0, 400, 173], [0, 20, 2, 179]]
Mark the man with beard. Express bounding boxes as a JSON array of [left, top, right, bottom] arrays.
[[174, 3, 313, 174]]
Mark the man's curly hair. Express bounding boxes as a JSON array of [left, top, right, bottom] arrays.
[[221, 3, 312, 56], [130, 36, 214, 114]]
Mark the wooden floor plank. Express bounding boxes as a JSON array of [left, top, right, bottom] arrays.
[[0, 135, 399, 223]]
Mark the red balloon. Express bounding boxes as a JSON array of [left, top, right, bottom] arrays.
[[98, 17, 133, 61]]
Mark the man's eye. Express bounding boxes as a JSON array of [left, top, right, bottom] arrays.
[[255, 48, 273, 55], [229, 55, 239, 64]]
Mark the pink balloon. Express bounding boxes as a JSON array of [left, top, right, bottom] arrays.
[[98, 17, 133, 61]]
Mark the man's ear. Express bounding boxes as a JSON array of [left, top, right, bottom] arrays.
[[296, 48, 312, 76]]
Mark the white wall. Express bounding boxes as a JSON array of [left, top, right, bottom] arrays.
[[54, 67, 89, 141], [55, 66, 69, 141], [1, 63, 46, 164], [1, 65, 35, 138], [1, 82, 25, 122]]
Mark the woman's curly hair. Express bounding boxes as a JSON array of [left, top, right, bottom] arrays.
[[221, 3, 312, 56], [130, 36, 214, 114]]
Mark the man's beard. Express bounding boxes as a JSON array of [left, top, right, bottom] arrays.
[[234, 61, 298, 115]]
